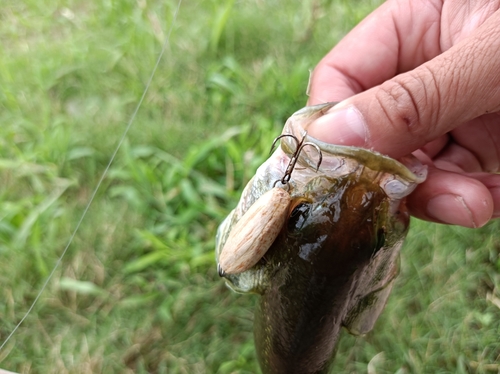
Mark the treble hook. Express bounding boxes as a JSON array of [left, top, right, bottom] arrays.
[[217, 263, 226, 277], [269, 133, 323, 187]]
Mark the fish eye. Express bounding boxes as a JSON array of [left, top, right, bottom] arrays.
[[287, 201, 311, 231]]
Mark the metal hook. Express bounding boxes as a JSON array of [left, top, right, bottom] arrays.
[[299, 142, 323, 172], [270, 133, 323, 186], [269, 134, 300, 156], [217, 263, 226, 277]]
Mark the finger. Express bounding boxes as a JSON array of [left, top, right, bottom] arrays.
[[470, 172, 500, 218], [308, 0, 442, 104], [420, 135, 449, 158], [433, 143, 483, 173], [448, 113, 500, 172], [406, 167, 494, 227], [308, 10, 500, 159]]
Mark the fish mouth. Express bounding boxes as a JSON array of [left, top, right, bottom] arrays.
[[215, 103, 427, 284], [281, 102, 427, 199]]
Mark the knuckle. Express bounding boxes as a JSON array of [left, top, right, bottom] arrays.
[[374, 70, 440, 141]]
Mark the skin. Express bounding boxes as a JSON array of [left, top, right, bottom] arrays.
[[306, 0, 500, 228]]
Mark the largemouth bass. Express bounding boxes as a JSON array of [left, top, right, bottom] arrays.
[[215, 102, 427, 373]]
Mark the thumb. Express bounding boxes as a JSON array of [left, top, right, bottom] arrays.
[[308, 12, 500, 159]]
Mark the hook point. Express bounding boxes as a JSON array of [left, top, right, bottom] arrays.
[[217, 263, 226, 277]]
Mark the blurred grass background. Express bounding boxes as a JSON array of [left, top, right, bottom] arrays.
[[0, 0, 498, 373]]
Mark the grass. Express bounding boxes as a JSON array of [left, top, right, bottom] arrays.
[[0, 0, 498, 373]]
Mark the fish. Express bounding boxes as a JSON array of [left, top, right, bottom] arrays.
[[215, 102, 427, 374]]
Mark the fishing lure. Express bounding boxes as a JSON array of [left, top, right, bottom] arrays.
[[218, 133, 322, 276]]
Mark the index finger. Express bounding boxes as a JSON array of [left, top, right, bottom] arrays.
[[307, 0, 442, 104]]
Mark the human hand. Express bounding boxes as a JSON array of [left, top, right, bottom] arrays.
[[307, 0, 500, 228]]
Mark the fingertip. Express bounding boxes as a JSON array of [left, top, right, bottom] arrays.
[[491, 187, 500, 218], [424, 194, 488, 228], [307, 105, 368, 147], [407, 168, 494, 228], [465, 173, 500, 219]]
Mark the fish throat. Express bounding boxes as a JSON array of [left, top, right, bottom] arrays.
[[254, 166, 404, 374]]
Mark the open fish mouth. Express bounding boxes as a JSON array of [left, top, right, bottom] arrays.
[[216, 102, 427, 373]]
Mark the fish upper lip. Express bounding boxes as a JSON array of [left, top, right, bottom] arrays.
[[281, 102, 427, 185], [281, 132, 426, 184]]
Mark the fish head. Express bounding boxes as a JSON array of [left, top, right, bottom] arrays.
[[215, 102, 427, 373]]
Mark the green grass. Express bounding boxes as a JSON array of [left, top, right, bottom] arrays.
[[0, 0, 499, 373]]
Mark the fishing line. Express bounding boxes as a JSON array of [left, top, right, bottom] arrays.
[[0, 0, 183, 352]]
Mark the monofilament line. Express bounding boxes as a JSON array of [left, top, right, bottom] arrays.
[[0, 0, 183, 352]]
